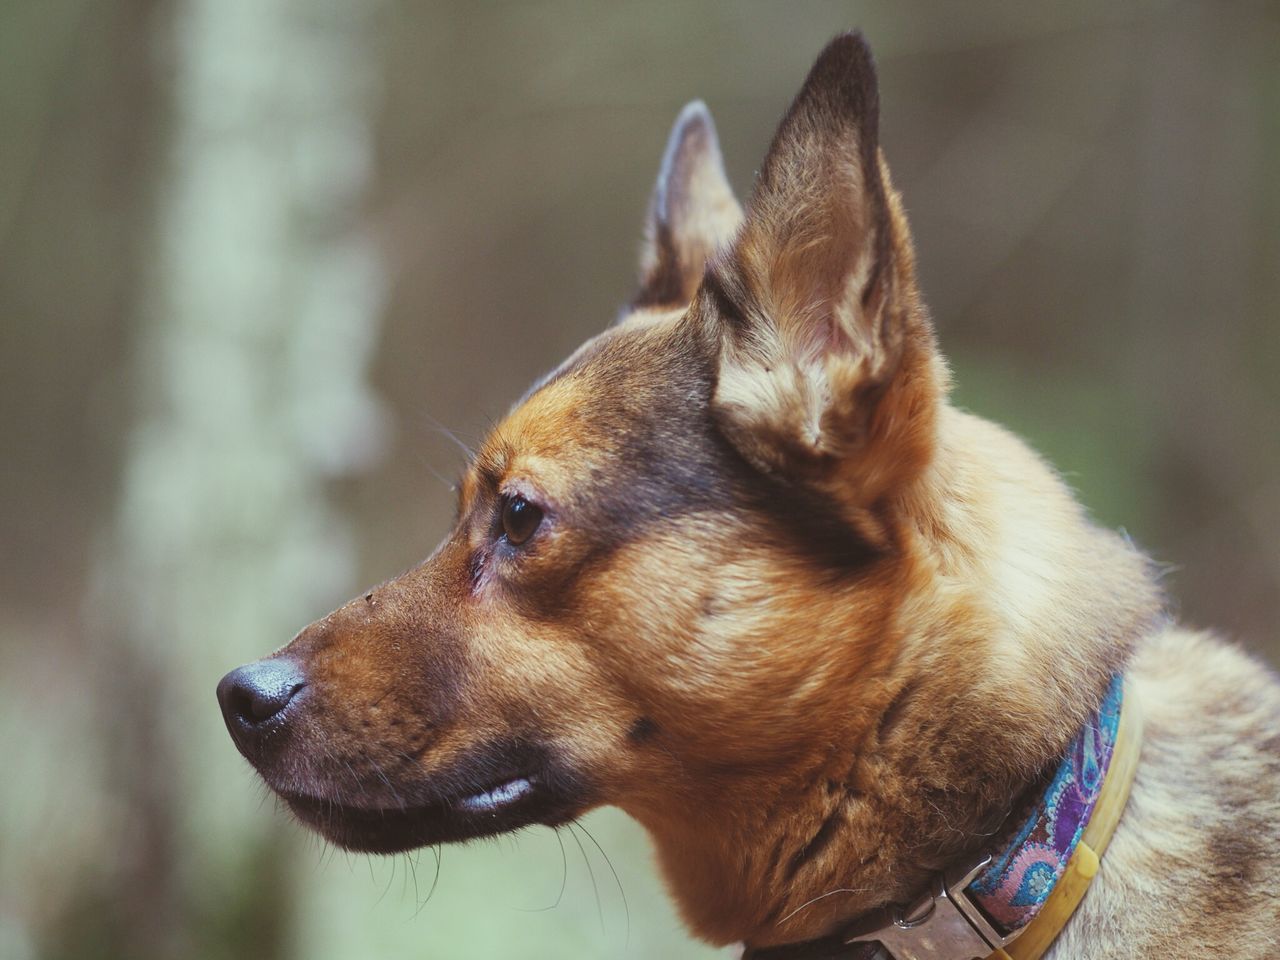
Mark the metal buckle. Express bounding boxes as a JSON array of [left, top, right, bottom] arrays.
[[843, 856, 1023, 960]]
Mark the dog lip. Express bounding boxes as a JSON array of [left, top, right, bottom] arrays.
[[280, 770, 539, 817], [274, 768, 574, 853], [457, 775, 535, 813], [266, 740, 586, 853]]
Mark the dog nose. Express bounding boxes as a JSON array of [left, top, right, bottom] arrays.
[[217, 658, 307, 733]]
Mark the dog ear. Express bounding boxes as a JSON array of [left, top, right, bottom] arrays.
[[634, 101, 744, 308], [701, 32, 942, 505]]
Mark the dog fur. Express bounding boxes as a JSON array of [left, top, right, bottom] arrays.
[[223, 32, 1280, 958]]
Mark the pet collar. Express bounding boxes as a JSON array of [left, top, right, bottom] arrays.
[[746, 674, 1142, 960]]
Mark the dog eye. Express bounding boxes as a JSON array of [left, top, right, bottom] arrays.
[[501, 495, 543, 546]]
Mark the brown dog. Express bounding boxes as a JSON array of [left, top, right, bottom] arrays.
[[218, 33, 1280, 959]]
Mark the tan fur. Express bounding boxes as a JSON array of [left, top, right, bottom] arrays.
[[223, 32, 1280, 959], [1051, 629, 1280, 957]]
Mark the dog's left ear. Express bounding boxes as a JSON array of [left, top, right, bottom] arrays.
[[701, 32, 943, 506], [634, 101, 744, 308]]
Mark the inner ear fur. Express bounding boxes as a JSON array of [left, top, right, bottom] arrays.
[[635, 101, 744, 309], [700, 32, 944, 506]]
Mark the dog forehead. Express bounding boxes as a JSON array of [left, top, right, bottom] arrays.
[[481, 311, 702, 482], [497, 376, 619, 487]]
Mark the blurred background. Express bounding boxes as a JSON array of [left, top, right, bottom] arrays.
[[2, 1, 1277, 958]]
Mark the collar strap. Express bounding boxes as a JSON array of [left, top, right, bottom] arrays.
[[746, 675, 1142, 960]]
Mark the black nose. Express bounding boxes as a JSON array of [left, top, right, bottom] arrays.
[[217, 658, 307, 736]]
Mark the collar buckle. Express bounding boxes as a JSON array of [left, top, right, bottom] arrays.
[[843, 855, 1021, 960]]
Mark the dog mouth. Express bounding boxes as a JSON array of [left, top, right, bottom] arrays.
[[278, 756, 587, 854], [455, 774, 535, 812]]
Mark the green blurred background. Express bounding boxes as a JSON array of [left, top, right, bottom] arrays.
[[2, 1, 1277, 958]]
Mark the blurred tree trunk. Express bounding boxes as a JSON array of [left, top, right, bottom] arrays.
[[77, 0, 387, 957]]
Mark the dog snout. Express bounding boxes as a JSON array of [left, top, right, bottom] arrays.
[[217, 657, 307, 750]]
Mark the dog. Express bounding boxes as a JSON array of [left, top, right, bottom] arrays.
[[218, 32, 1280, 959]]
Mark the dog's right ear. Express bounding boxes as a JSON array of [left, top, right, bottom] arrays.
[[634, 101, 744, 309]]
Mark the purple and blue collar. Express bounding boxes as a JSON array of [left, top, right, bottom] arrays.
[[746, 675, 1138, 960]]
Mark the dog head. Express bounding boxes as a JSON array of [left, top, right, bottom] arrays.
[[219, 33, 1158, 946]]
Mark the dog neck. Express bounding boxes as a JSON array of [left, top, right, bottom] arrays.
[[626, 408, 1163, 949], [742, 674, 1142, 960]]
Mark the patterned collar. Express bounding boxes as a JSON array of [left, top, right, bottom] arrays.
[[745, 675, 1140, 960]]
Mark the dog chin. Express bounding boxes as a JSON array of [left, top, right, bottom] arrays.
[[277, 763, 589, 854]]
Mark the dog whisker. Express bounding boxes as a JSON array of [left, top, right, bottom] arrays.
[[404, 850, 417, 908], [567, 820, 605, 936], [576, 820, 631, 948], [407, 846, 442, 919], [416, 411, 478, 460]]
